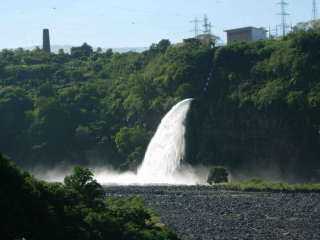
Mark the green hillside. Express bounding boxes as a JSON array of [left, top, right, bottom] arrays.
[[1, 28, 320, 181]]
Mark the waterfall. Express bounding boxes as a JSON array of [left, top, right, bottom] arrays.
[[137, 99, 193, 183], [94, 98, 207, 185]]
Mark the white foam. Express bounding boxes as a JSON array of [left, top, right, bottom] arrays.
[[97, 99, 207, 185]]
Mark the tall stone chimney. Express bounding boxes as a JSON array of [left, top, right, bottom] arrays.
[[42, 29, 51, 53]]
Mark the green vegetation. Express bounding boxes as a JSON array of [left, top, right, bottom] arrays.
[[0, 154, 178, 240], [213, 179, 320, 192], [0, 25, 320, 180], [207, 166, 229, 184]]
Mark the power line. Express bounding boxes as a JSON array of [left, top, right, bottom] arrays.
[[313, 0, 318, 20], [190, 18, 200, 38], [277, 0, 290, 37], [208, 22, 212, 35], [203, 14, 212, 35], [190, 15, 213, 38]]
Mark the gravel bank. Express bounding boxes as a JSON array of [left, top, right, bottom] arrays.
[[104, 186, 320, 240]]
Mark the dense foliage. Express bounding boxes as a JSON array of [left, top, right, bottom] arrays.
[[0, 27, 320, 180], [0, 154, 178, 240]]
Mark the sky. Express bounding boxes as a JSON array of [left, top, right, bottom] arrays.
[[0, 0, 315, 49]]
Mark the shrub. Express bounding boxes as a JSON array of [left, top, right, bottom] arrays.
[[207, 166, 229, 184], [0, 155, 179, 240]]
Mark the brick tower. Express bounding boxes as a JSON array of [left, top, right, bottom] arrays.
[[42, 29, 51, 53]]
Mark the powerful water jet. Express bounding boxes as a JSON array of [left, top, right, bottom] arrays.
[[137, 98, 193, 182], [95, 98, 208, 185]]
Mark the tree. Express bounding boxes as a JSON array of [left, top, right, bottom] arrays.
[[0, 86, 32, 152], [115, 126, 149, 169], [31, 96, 73, 158], [64, 166, 104, 207], [1, 29, 320, 180], [0, 155, 179, 240], [207, 167, 229, 184], [71, 43, 93, 58]]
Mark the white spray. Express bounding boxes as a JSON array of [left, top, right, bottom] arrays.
[[37, 99, 208, 185], [96, 98, 206, 185], [137, 98, 193, 183]]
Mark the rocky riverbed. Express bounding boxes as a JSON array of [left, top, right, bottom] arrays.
[[104, 185, 320, 240]]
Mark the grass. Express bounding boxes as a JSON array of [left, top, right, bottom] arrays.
[[211, 179, 320, 193]]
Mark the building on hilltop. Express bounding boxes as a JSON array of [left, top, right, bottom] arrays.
[[225, 27, 267, 44], [182, 33, 220, 48], [196, 33, 220, 46], [293, 19, 320, 31], [43, 29, 51, 53]]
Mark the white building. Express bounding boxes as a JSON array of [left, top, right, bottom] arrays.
[[225, 27, 267, 44]]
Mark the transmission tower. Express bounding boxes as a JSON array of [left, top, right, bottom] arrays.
[[208, 22, 212, 35], [313, 0, 318, 20], [190, 18, 200, 38], [277, 0, 290, 37], [203, 14, 212, 35]]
